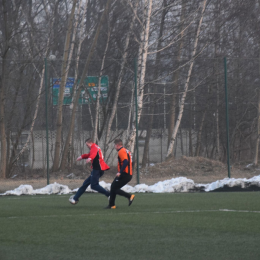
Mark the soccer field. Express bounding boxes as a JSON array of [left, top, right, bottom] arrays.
[[1, 192, 260, 260]]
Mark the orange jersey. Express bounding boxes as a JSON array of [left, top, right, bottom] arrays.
[[117, 147, 132, 175]]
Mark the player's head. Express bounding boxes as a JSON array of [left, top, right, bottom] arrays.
[[114, 139, 123, 151], [85, 138, 93, 149]]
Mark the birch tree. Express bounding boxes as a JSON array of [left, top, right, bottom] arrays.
[[52, 0, 78, 172], [93, 26, 111, 144], [142, 0, 168, 168], [60, 0, 113, 171], [74, 0, 89, 80], [0, 0, 9, 178], [126, 0, 153, 152], [0, 0, 32, 177], [59, 0, 87, 170], [104, 2, 138, 157], [167, 0, 186, 149], [254, 87, 260, 165], [9, 0, 59, 169], [166, 0, 208, 158]]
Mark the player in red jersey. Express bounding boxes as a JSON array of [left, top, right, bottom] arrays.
[[69, 138, 110, 205]]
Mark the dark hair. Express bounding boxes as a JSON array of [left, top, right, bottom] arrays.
[[85, 138, 93, 143], [114, 139, 123, 145]]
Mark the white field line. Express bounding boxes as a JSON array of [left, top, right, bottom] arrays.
[[219, 209, 260, 213], [2, 209, 260, 220]]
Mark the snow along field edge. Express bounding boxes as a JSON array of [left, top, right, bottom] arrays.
[[1, 175, 260, 196]]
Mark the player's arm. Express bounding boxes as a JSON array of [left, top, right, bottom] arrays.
[[76, 153, 90, 161], [86, 146, 98, 163], [119, 159, 128, 173], [116, 150, 128, 176]]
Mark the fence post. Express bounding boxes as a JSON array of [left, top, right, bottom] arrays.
[[134, 58, 140, 184], [224, 57, 231, 178], [44, 58, 50, 185]]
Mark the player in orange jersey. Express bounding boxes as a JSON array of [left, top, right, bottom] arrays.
[[105, 139, 135, 209]]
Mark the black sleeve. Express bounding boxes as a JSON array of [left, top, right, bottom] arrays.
[[120, 159, 128, 173]]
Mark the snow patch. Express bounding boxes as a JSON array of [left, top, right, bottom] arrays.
[[200, 175, 260, 192], [3, 185, 35, 196], [2, 183, 71, 196], [1, 176, 260, 196]]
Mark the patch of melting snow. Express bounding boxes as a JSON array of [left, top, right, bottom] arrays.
[[1, 176, 260, 196]]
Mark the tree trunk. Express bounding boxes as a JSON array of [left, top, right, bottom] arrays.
[[126, 0, 153, 152], [125, 86, 134, 144], [142, 0, 167, 168], [93, 26, 111, 143], [166, 0, 208, 158], [0, 0, 9, 178], [214, 1, 220, 160], [0, 67, 7, 179], [189, 127, 193, 156], [180, 128, 184, 155], [195, 83, 211, 156], [215, 59, 220, 160], [104, 2, 138, 157], [52, 0, 77, 171], [167, 0, 186, 151], [11, 40, 51, 165], [59, 1, 85, 170], [5, 66, 23, 174], [254, 88, 260, 165], [195, 110, 206, 156], [60, 0, 112, 171], [75, 0, 89, 80], [9, 1, 57, 169], [62, 1, 83, 169]]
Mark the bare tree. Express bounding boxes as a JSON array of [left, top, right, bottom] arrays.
[[142, 0, 168, 168], [253, 87, 260, 165], [167, 0, 208, 158], [60, 0, 113, 171], [104, 1, 138, 157], [10, 0, 59, 168], [0, 0, 9, 178], [52, 0, 78, 172], [167, 0, 186, 150], [93, 24, 111, 143], [126, 0, 153, 152]]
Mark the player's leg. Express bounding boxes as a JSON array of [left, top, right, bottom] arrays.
[[71, 175, 91, 203], [109, 174, 133, 207], [114, 174, 132, 198], [90, 169, 110, 197], [108, 177, 120, 207]]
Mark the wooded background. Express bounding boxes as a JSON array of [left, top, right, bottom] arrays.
[[1, 0, 260, 178]]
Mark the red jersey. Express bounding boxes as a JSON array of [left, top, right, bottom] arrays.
[[81, 143, 109, 171]]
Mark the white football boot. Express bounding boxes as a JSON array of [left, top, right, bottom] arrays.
[[69, 195, 78, 205]]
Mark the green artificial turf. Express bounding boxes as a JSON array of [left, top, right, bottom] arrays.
[[0, 192, 260, 260]]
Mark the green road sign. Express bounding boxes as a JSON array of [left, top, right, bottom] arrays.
[[52, 76, 108, 105], [81, 76, 108, 104]]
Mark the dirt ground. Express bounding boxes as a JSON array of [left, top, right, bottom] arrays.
[[1, 156, 260, 193]]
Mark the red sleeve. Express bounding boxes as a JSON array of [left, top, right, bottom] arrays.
[[81, 153, 90, 159], [88, 145, 98, 161]]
